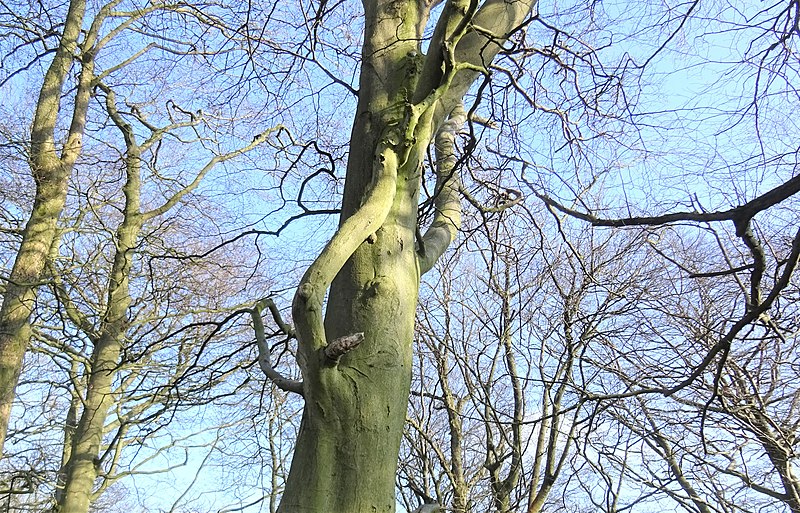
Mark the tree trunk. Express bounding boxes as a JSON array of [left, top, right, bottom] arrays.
[[277, 1, 535, 511], [0, 0, 89, 455], [54, 81, 269, 511], [55, 208, 140, 513], [55, 213, 139, 512], [279, 50, 423, 513], [56, 334, 126, 513], [56, 98, 142, 512], [54, 360, 82, 506]]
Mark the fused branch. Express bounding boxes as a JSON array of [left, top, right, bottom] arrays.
[[291, 141, 399, 355], [324, 332, 364, 362], [257, 297, 295, 338], [251, 301, 303, 396]]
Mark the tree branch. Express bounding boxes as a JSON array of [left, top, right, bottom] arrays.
[[667, 227, 800, 397], [251, 300, 303, 396], [291, 140, 399, 355], [419, 103, 467, 274], [142, 126, 284, 221], [535, 172, 800, 231]]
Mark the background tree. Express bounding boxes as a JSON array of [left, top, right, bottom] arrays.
[[399, 201, 653, 513], [0, 1, 312, 510], [0, 0, 92, 454]]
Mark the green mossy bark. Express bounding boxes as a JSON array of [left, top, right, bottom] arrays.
[[56, 147, 141, 513]]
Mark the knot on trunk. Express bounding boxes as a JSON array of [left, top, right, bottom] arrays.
[[324, 332, 364, 362]]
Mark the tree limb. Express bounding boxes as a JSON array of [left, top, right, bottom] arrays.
[[419, 103, 468, 274], [534, 172, 800, 232], [251, 300, 303, 396]]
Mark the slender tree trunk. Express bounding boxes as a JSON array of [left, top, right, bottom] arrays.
[[56, 105, 142, 513], [0, 0, 89, 455], [55, 217, 139, 513], [55, 211, 140, 513], [56, 333, 126, 513], [752, 415, 800, 513], [54, 360, 82, 506], [55, 81, 267, 511]]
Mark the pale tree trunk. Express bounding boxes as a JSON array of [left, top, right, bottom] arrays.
[[56, 92, 143, 513], [638, 402, 713, 513], [0, 0, 90, 455], [487, 270, 523, 513], [749, 413, 800, 513], [54, 86, 271, 513], [54, 360, 82, 506], [276, 0, 536, 511]]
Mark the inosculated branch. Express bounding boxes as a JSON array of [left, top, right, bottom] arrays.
[[291, 139, 399, 356], [251, 299, 303, 396], [418, 103, 467, 274]]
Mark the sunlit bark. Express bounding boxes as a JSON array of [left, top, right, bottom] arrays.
[[277, 0, 535, 510]]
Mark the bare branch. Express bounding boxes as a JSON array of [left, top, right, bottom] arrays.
[[534, 172, 800, 232], [250, 301, 303, 396]]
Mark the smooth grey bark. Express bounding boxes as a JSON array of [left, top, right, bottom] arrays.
[[277, 1, 536, 511]]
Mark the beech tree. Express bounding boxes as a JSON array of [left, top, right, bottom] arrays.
[[0, 0, 92, 454], [243, 0, 540, 510], [0, 1, 294, 510]]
